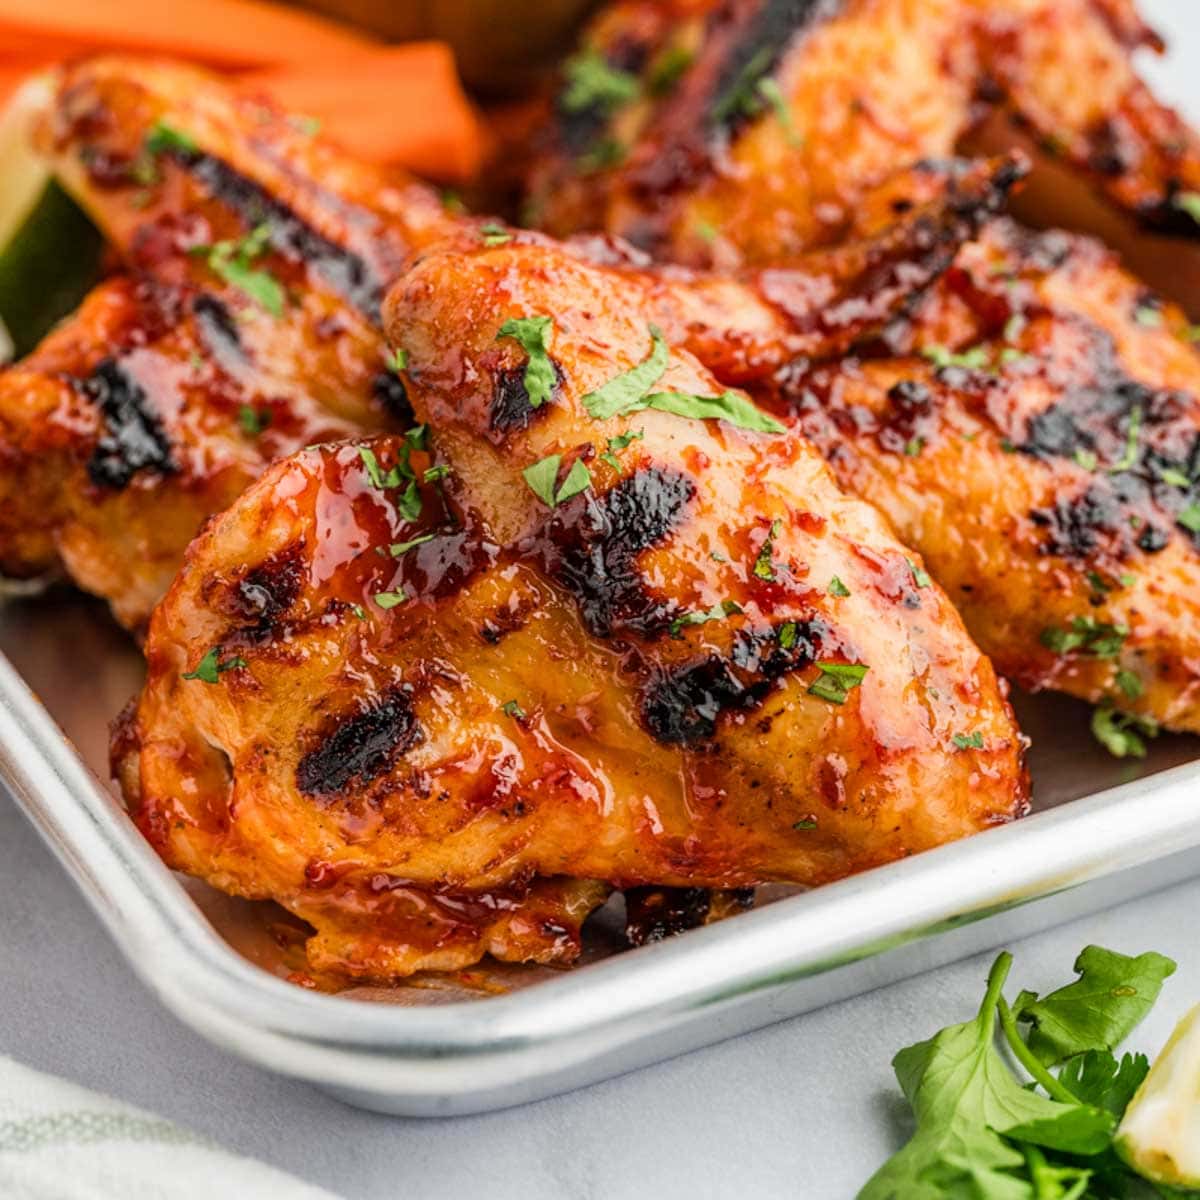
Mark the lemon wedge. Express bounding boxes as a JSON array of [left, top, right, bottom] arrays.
[[1116, 1002, 1200, 1187]]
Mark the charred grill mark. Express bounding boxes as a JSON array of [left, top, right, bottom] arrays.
[[191, 294, 243, 369], [707, 0, 834, 137], [530, 467, 696, 639], [83, 359, 177, 489], [159, 146, 385, 318], [233, 542, 306, 624], [371, 371, 414, 426], [1133, 185, 1200, 238], [624, 886, 710, 944], [489, 362, 564, 437], [401, 528, 501, 603], [1018, 324, 1200, 554], [296, 691, 422, 799], [641, 620, 825, 744]]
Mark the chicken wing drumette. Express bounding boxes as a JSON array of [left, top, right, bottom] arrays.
[[526, 0, 1200, 310], [114, 237, 1027, 979], [0, 57, 1016, 627]]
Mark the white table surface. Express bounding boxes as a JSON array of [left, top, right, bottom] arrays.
[[2, 6, 1198, 1197]]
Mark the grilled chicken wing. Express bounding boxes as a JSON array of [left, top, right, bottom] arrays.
[[762, 218, 1200, 735], [0, 57, 1015, 627], [526, 0, 1200, 310], [115, 237, 1027, 978]]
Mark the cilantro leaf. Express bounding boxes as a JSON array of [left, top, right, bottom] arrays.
[[808, 661, 868, 704], [753, 519, 783, 581], [669, 600, 742, 638], [238, 405, 268, 436], [1110, 406, 1143, 473], [1091, 704, 1158, 759], [522, 454, 593, 507], [501, 699, 527, 720], [1058, 1050, 1150, 1119], [496, 316, 557, 410], [907, 557, 933, 588], [145, 121, 198, 156], [1014, 946, 1176, 1066], [861, 954, 1112, 1200], [389, 532, 435, 557], [643, 388, 785, 434], [1176, 191, 1200, 224], [358, 446, 402, 490], [561, 49, 640, 114], [582, 326, 670, 419], [828, 576, 851, 598], [953, 731, 985, 750], [374, 588, 408, 609], [182, 648, 246, 684], [479, 221, 513, 247], [190, 223, 284, 316]]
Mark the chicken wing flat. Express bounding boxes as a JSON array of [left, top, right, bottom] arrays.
[[765, 217, 1200, 735], [115, 237, 1027, 979], [526, 0, 1200, 308], [0, 57, 1018, 628]]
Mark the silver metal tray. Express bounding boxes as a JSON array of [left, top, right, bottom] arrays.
[[2, 587, 1199, 1116]]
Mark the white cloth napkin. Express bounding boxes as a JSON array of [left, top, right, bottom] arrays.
[[0, 1054, 341, 1200]]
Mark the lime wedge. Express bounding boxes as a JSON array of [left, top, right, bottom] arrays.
[[1116, 1002, 1200, 1187], [0, 72, 105, 362]]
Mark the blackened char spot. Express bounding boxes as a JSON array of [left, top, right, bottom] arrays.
[[624, 887, 710, 945], [234, 542, 305, 624], [490, 362, 564, 437], [192, 294, 243, 370], [709, 0, 832, 137], [642, 620, 824, 744], [170, 149, 384, 318], [84, 359, 176, 489], [296, 692, 422, 798], [531, 467, 695, 638], [372, 371, 413, 425]]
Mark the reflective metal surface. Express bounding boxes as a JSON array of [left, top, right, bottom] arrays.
[[2, 589, 1199, 1115]]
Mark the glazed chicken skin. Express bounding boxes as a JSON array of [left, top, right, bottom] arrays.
[[762, 217, 1200, 736], [115, 237, 1028, 978], [526, 0, 1200, 310], [0, 56, 1019, 627]]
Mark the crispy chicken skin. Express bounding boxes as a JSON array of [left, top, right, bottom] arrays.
[[526, 0, 1200, 308], [0, 56, 1018, 627], [115, 239, 1027, 979], [761, 219, 1200, 733]]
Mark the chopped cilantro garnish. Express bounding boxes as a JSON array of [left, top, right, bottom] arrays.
[[1178, 502, 1200, 533], [188, 222, 284, 316], [496, 316, 556, 409], [522, 454, 592, 507], [601, 427, 645, 470], [1115, 668, 1143, 700], [182, 647, 246, 684], [479, 221, 513, 247], [669, 599, 742, 638], [752, 518, 783, 581], [350, 604, 367, 620], [576, 137, 627, 173], [358, 446, 402, 490], [828, 576, 851, 598], [1158, 465, 1191, 488], [952, 731, 985, 750], [582, 325, 670, 418], [710, 550, 728, 563], [1091, 703, 1158, 759], [808, 661, 869, 704], [778, 622, 798, 649], [904, 436, 924, 457], [1109, 405, 1142, 472], [1074, 448, 1098, 471], [423, 465, 451, 483], [389, 347, 409, 373], [922, 344, 990, 371], [756, 77, 802, 147], [1133, 304, 1162, 328], [694, 219, 719, 244], [646, 44, 694, 96], [501, 699, 527, 720], [373, 588, 408, 610], [145, 121, 198, 157], [792, 818, 817, 830], [237, 405, 268, 436], [1040, 616, 1129, 659], [562, 49, 640, 114], [907, 557, 932, 588], [712, 47, 772, 124], [1175, 190, 1200, 223], [642, 388, 785, 434], [389, 532, 435, 557]]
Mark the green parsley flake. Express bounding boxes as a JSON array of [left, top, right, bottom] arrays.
[[237, 405, 268, 436], [1134, 304, 1162, 328], [501, 699, 527, 720], [522, 454, 592, 507], [1178, 502, 1200, 534], [712, 47, 772, 124], [1175, 191, 1200, 224], [907, 557, 932, 589], [922, 344, 990, 371], [1110, 405, 1142, 473], [1091, 703, 1158, 759], [904, 437, 924, 457], [576, 137, 627, 173], [808, 661, 869, 705], [479, 221, 513, 247], [423, 465, 451, 483], [496, 316, 557, 409], [756, 77, 802, 147], [562, 49, 640, 114], [359, 446, 401, 490], [189, 222, 284, 316], [582, 325, 670, 419], [374, 588, 408, 610], [145, 121, 198, 157], [601, 428, 645, 470], [792, 818, 817, 831], [694, 219, 719, 244], [1040, 616, 1129, 659], [1116, 668, 1143, 700], [647, 45, 694, 96], [350, 604, 367, 620], [642, 387, 785, 434], [778, 622, 798, 650], [669, 599, 742, 638], [389, 532, 435, 557], [952, 731, 985, 750], [389, 347, 409, 373], [828, 576, 851, 598], [752, 519, 782, 581], [182, 647, 247, 684], [1158, 465, 1191, 488], [1074, 448, 1098, 472]]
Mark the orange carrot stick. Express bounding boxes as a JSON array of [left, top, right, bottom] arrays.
[[242, 43, 485, 182], [0, 0, 372, 69]]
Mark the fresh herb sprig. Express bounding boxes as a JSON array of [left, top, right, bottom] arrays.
[[859, 945, 1177, 1199]]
